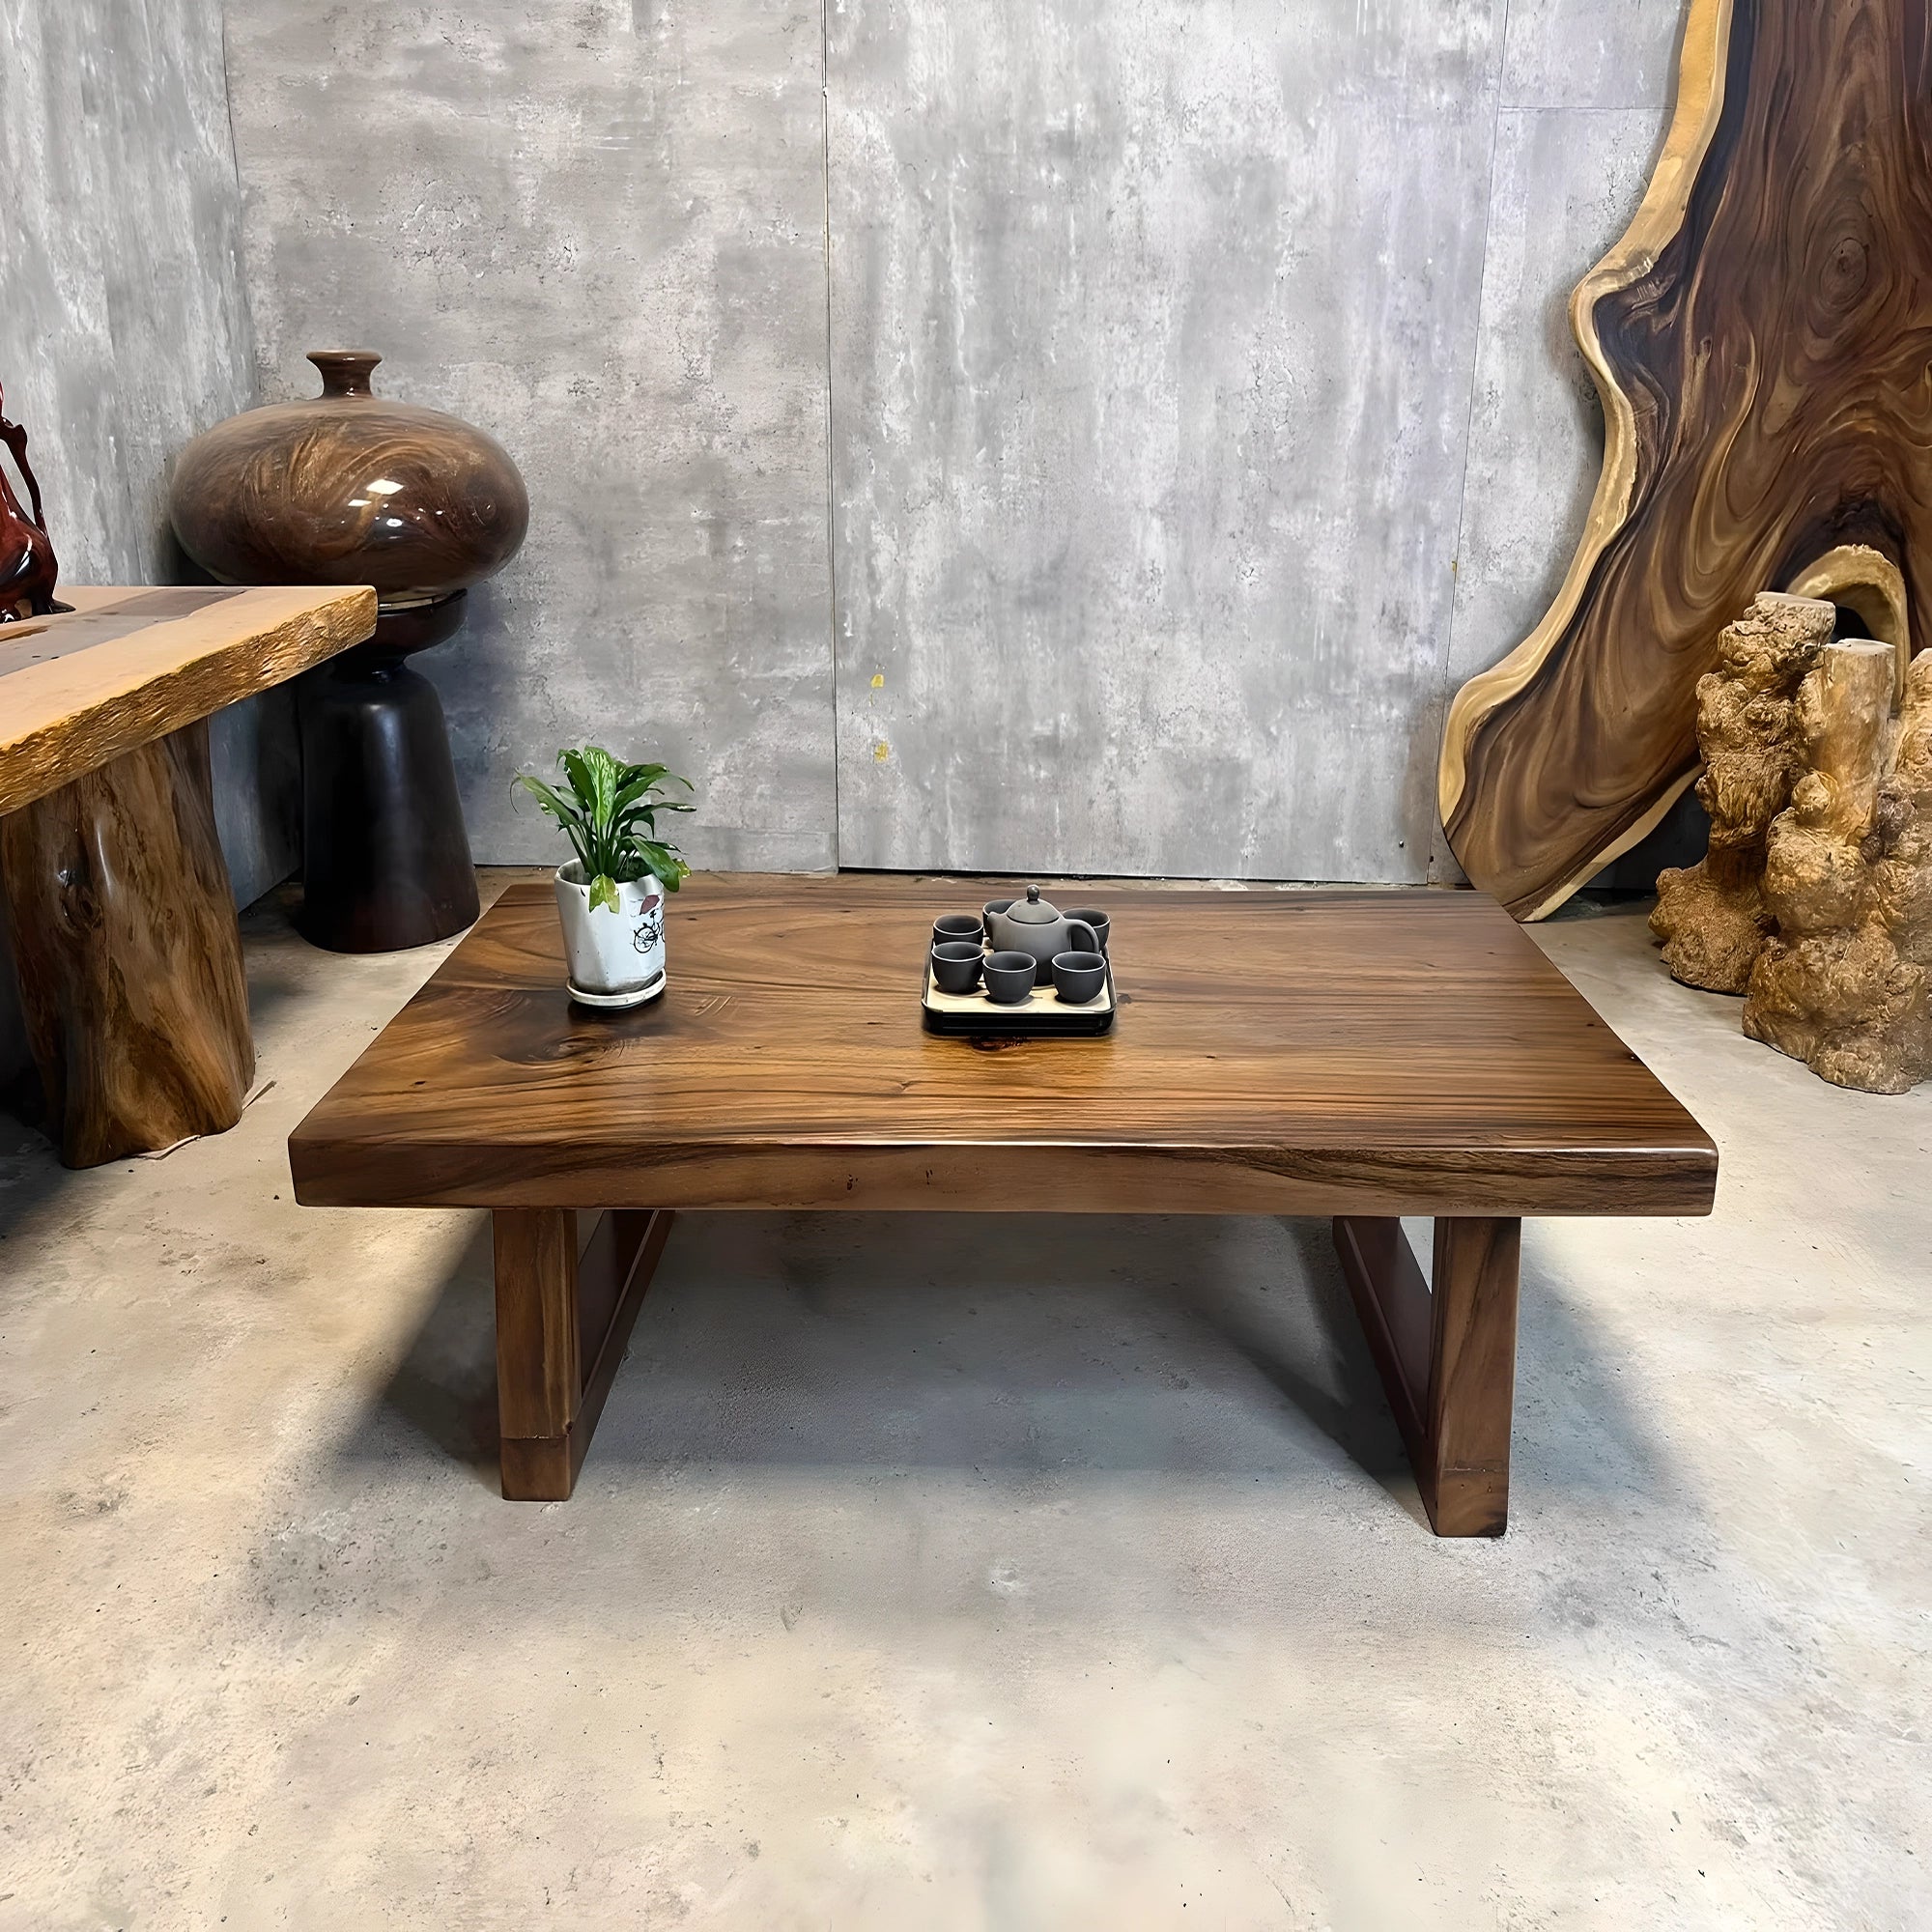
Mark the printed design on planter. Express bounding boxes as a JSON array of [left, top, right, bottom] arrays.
[[632, 895, 664, 954]]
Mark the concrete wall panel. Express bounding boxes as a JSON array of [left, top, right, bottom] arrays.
[[222, 0, 838, 872], [828, 0, 1508, 882]]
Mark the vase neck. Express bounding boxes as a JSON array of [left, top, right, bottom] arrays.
[[308, 350, 382, 398]]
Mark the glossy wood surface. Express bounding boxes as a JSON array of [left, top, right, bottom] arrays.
[[0, 583, 376, 816], [290, 875, 1718, 1217], [169, 352, 528, 603], [1440, 0, 1932, 919], [1, 722, 252, 1166]]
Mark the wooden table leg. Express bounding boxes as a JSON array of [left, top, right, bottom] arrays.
[[0, 719, 252, 1167], [493, 1208, 674, 1500], [1332, 1214, 1522, 1536]]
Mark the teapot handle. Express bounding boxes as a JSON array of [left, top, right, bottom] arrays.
[[1067, 920, 1100, 954]]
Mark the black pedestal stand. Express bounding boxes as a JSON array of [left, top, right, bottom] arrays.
[[298, 591, 480, 952]]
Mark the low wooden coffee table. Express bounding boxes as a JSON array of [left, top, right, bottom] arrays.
[[289, 874, 1717, 1534]]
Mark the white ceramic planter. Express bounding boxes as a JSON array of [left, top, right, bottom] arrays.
[[554, 863, 668, 1005]]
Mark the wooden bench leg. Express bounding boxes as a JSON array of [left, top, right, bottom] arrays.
[[1332, 1214, 1522, 1536], [0, 720, 252, 1167], [494, 1208, 673, 1500]]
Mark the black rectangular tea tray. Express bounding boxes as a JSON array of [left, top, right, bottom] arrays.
[[921, 960, 1117, 1037]]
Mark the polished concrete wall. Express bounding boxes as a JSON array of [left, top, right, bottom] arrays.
[[222, 1, 838, 876], [0, 0, 1690, 897], [222, 0, 1690, 884], [0, 0, 290, 1082]]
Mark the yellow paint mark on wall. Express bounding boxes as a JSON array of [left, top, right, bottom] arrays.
[[873, 740, 891, 762], [870, 672, 885, 689]]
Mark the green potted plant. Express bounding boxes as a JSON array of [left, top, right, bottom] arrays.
[[513, 746, 694, 1007]]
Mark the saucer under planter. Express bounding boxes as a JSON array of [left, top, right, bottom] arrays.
[[554, 863, 668, 1006], [569, 972, 665, 1010]]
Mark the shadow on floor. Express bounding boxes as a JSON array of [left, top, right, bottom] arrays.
[[343, 1211, 1684, 1527]]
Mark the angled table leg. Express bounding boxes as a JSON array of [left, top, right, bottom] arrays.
[[494, 1208, 674, 1500], [1332, 1214, 1522, 1536]]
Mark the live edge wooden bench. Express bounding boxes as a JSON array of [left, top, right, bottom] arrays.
[[1, 584, 375, 1165], [288, 873, 1719, 1536]]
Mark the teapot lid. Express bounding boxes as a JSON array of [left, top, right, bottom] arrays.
[[1007, 884, 1060, 923]]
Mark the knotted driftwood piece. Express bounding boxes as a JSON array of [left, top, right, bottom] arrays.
[[1742, 645, 1932, 1093], [1439, 0, 1930, 919], [1651, 594, 1836, 991]]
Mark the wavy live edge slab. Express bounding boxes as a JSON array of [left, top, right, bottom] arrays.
[[1439, 0, 1932, 920]]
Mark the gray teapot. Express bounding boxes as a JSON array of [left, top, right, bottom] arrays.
[[987, 886, 1102, 982]]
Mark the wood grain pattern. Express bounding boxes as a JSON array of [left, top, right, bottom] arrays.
[[1440, 0, 1932, 919], [1425, 1216, 1522, 1536], [169, 352, 528, 603], [0, 583, 376, 817], [495, 1208, 673, 1500], [1, 721, 253, 1166], [1333, 1214, 1521, 1536], [289, 874, 1718, 1218], [492, 1209, 582, 1442]]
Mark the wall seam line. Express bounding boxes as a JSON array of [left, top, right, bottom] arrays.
[[820, 0, 841, 871]]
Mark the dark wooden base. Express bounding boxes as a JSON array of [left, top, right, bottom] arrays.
[[493, 1208, 675, 1499], [0, 721, 253, 1167], [297, 597, 478, 955], [1333, 1214, 1521, 1536], [485, 1207, 1519, 1532]]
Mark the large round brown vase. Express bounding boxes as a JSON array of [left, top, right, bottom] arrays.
[[170, 352, 530, 953]]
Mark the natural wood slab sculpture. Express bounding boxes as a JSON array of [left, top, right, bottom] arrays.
[[1, 721, 253, 1165], [1742, 644, 1932, 1092], [0, 584, 374, 1163], [1439, 0, 1931, 919], [1651, 594, 1835, 990]]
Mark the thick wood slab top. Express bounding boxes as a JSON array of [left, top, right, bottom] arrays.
[[290, 876, 1719, 1217], [0, 583, 377, 815]]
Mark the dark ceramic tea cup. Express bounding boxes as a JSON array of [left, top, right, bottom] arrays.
[[932, 913, 983, 949], [930, 939, 984, 994], [1063, 907, 1109, 954], [981, 950, 1037, 1005], [1051, 950, 1107, 1004], [981, 897, 1014, 930]]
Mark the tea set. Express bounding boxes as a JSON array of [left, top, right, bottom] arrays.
[[927, 885, 1112, 1007]]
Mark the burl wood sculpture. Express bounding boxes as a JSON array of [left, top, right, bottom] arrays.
[[1745, 646, 1932, 1091], [1653, 594, 1932, 1091], [1650, 593, 1838, 992], [1439, 0, 1930, 920]]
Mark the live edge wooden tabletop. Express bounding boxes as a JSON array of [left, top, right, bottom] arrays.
[[289, 874, 1718, 1220], [0, 583, 377, 815]]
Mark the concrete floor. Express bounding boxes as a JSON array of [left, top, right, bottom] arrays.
[[1, 880, 1926, 1930]]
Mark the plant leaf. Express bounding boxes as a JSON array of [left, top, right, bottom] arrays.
[[523, 748, 695, 889], [511, 774, 581, 828], [635, 838, 691, 891]]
